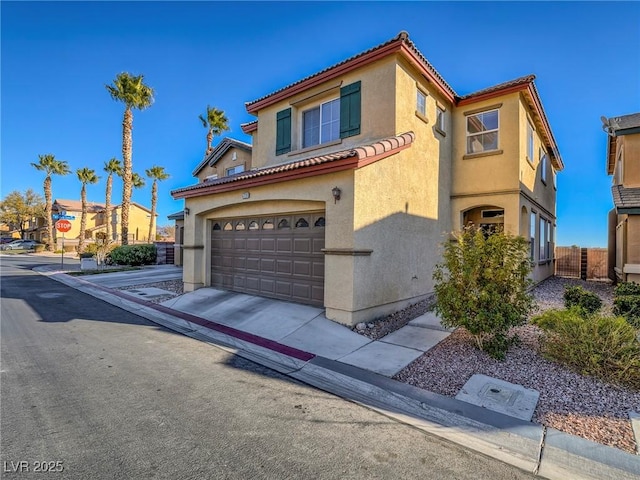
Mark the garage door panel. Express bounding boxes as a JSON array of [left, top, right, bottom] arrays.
[[260, 258, 276, 273], [293, 261, 311, 277], [261, 238, 276, 253], [246, 238, 261, 252], [277, 238, 292, 253], [211, 212, 325, 306], [246, 257, 260, 271], [260, 278, 275, 294], [276, 260, 292, 274], [276, 281, 292, 296]]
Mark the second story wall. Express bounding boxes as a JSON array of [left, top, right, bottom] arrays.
[[519, 95, 557, 216], [251, 56, 399, 169], [614, 134, 640, 187], [451, 93, 521, 196]]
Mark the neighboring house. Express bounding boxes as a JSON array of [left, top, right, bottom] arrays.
[[172, 31, 563, 327], [168, 210, 185, 266], [192, 137, 253, 183], [26, 199, 156, 246], [605, 112, 640, 283]]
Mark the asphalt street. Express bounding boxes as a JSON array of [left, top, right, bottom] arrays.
[[1, 255, 534, 479]]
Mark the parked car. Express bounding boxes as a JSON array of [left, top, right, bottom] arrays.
[[0, 240, 40, 251]]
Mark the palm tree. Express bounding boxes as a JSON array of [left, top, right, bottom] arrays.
[[31, 154, 70, 251], [199, 105, 229, 155], [76, 168, 100, 254], [103, 158, 122, 243], [106, 72, 154, 245], [145, 166, 170, 242]]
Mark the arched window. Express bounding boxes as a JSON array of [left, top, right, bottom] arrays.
[[248, 221, 259, 230], [278, 219, 290, 229], [314, 217, 325, 227], [235, 221, 245, 230], [262, 220, 274, 230], [295, 218, 309, 228], [212, 223, 221, 231], [223, 222, 233, 231]]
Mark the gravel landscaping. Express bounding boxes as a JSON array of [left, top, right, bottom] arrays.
[[389, 276, 640, 454]]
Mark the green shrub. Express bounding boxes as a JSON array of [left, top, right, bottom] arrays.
[[612, 282, 640, 329], [614, 282, 640, 297], [563, 285, 602, 315], [34, 244, 45, 253], [433, 226, 533, 360], [533, 308, 640, 390], [108, 244, 156, 266]]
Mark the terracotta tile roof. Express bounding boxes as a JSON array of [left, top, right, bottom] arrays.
[[192, 137, 253, 176], [53, 199, 104, 213], [605, 112, 640, 135], [245, 31, 456, 113], [458, 74, 536, 100], [172, 132, 415, 198], [612, 185, 640, 211]]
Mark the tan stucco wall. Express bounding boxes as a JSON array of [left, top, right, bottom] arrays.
[[627, 215, 640, 265], [620, 134, 640, 187], [196, 147, 252, 183], [251, 56, 398, 170]]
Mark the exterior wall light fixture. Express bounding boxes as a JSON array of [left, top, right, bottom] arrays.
[[184, 207, 190, 215], [332, 186, 341, 203]]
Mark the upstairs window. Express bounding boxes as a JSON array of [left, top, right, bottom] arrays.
[[416, 90, 426, 117], [527, 122, 534, 161], [466, 109, 498, 154], [540, 150, 547, 184], [226, 165, 244, 176], [303, 98, 340, 148], [436, 106, 445, 132]]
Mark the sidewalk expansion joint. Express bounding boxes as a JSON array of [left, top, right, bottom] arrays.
[[534, 425, 547, 475]]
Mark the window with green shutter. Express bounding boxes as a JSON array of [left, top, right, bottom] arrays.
[[276, 108, 291, 155], [340, 81, 361, 139]]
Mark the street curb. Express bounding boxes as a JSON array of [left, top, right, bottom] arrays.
[[37, 267, 640, 479]]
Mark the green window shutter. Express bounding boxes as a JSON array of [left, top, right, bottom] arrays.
[[340, 81, 361, 139], [276, 108, 291, 155]]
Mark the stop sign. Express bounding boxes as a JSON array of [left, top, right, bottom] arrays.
[[55, 219, 72, 233]]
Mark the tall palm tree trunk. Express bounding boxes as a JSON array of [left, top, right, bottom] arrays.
[[44, 176, 53, 251], [206, 128, 213, 153], [105, 174, 112, 242], [121, 107, 133, 245], [148, 181, 157, 242], [78, 185, 87, 254]]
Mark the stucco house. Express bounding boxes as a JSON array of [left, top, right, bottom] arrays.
[[605, 112, 640, 283], [172, 31, 563, 326], [26, 199, 156, 246]]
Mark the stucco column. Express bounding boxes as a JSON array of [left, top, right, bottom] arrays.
[[182, 212, 205, 292]]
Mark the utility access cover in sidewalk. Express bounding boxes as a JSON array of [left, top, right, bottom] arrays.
[[455, 374, 539, 421]]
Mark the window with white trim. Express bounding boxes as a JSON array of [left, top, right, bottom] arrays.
[[539, 217, 550, 261], [527, 122, 534, 161], [416, 90, 426, 117], [540, 149, 547, 184], [436, 106, 445, 132], [530, 211, 536, 261], [226, 165, 244, 176], [466, 109, 498, 154], [302, 98, 340, 148]]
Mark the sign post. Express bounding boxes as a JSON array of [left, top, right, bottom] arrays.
[[55, 219, 72, 269]]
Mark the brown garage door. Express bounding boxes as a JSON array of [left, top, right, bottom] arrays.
[[210, 212, 325, 306]]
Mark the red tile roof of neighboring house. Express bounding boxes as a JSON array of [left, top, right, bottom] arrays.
[[53, 199, 105, 213], [458, 74, 536, 101], [172, 132, 415, 199]]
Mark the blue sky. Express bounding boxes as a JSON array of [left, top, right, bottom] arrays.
[[2, 1, 639, 246]]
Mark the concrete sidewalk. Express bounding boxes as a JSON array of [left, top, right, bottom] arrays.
[[36, 264, 640, 480]]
